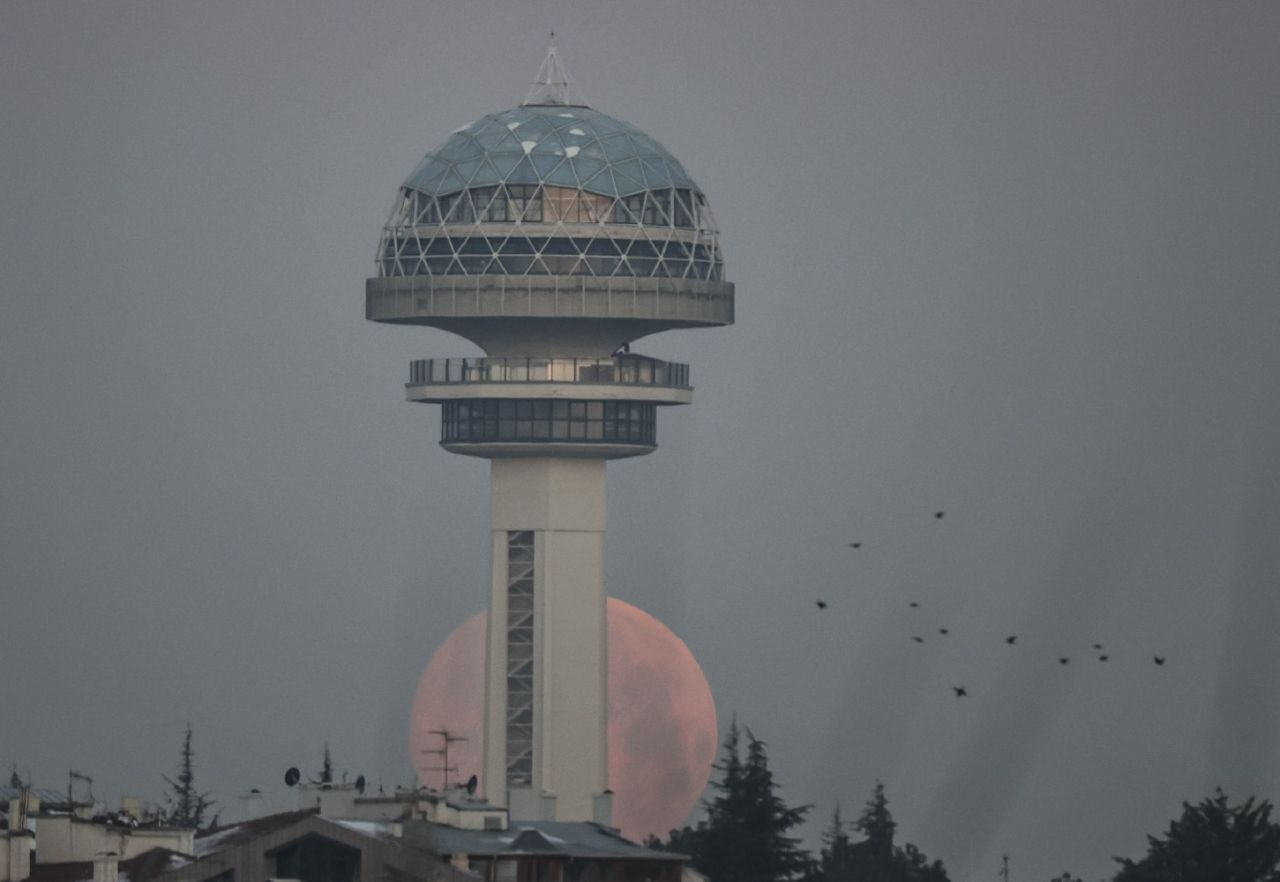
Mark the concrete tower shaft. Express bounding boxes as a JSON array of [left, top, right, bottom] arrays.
[[367, 49, 733, 824]]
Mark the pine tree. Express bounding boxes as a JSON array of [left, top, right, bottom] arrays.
[[319, 743, 334, 785], [846, 783, 949, 882], [853, 781, 897, 882], [686, 721, 812, 882], [1113, 789, 1280, 882], [820, 806, 857, 882], [162, 723, 214, 828]]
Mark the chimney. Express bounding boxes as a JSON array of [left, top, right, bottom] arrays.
[[239, 789, 263, 822], [93, 851, 119, 882], [592, 790, 613, 827]]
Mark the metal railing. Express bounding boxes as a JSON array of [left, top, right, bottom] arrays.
[[408, 355, 690, 389]]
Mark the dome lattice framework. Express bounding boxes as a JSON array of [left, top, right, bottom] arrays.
[[377, 104, 724, 283]]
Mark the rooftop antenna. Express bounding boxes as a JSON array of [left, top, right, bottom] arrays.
[[421, 728, 467, 790], [522, 35, 586, 107], [67, 769, 93, 806], [1000, 854, 1010, 882]]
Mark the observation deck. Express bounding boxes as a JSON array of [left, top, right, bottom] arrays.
[[405, 354, 691, 405]]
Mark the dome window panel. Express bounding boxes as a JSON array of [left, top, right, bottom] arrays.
[[425, 238, 452, 256], [629, 257, 658, 276], [585, 256, 621, 276], [499, 237, 536, 255], [643, 189, 671, 226], [665, 240, 691, 259], [584, 238, 622, 256], [624, 239, 657, 259], [437, 193, 457, 221], [498, 256, 535, 274], [541, 255, 581, 275], [457, 237, 492, 256], [454, 157, 484, 185], [615, 193, 645, 224], [425, 257, 452, 274], [471, 186, 503, 221], [571, 156, 606, 184], [672, 190, 694, 228], [506, 184, 542, 222], [446, 191, 478, 224], [540, 237, 578, 256], [415, 195, 441, 225], [641, 158, 672, 189], [488, 153, 524, 180], [508, 156, 540, 186], [599, 133, 636, 161], [460, 255, 490, 274]]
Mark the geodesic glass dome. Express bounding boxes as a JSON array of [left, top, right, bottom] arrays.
[[377, 104, 724, 282]]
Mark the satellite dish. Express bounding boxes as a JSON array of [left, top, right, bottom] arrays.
[[355, 775, 366, 795], [465, 774, 478, 796], [284, 767, 301, 787]]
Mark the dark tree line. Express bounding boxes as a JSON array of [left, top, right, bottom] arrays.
[[650, 722, 948, 882], [651, 722, 1280, 882]]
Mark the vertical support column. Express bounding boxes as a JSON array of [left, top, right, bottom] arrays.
[[483, 457, 609, 822]]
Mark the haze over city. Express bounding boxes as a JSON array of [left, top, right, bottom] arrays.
[[3, 4, 1278, 880]]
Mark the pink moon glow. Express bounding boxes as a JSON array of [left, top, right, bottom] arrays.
[[409, 598, 718, 841]]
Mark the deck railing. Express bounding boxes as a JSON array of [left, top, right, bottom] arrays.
[[408, 355, 690, 389]]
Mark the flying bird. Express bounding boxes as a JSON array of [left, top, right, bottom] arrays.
[[953, 686, 967, 698], [1005, 636, 1017, 645], [1058, 657, 1070, 665], [815, 600, 828, 610], [912, 636, 924, 644], [1099, 655, 1110, 662], [934, 511, 945, 519], [848, 542, 862, 549], [938, 628, 950, 635], [1154, 656, 1166, 666], [1093, 643, 1104, 650], [909, 601, 920, 608]]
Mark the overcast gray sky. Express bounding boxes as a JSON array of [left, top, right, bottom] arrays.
[[3, 3, 1278, 879]]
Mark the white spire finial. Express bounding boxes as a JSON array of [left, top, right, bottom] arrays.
[[522, 38, 587, 107]]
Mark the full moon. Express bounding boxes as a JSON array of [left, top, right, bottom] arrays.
[[409, 598, 718, 841]]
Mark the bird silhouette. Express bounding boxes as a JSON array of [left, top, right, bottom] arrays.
[[938, 628, 950, 635], [1154, 656, 1166, 666], [935, 511, 945, 519], [1005, 635, 1017, 645], [816, 600, 828, 610], [1058, 657, 1070, 665], [953, 686, 967, 697], [848, 542, 862, 549], [912, 636, 924, 643], [1099, 655, 1110, 662], [1093, 643, 1104, 650], [909, 601, 920, 608]]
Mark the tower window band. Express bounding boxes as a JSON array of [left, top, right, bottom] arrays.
[[442, 400, 656, 446]]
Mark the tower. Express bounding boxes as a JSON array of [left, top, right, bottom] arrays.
[[366, 48, 733, 823]]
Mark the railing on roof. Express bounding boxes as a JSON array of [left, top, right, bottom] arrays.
[[408, 355, 690, 389]]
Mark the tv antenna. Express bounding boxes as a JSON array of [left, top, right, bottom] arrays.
[[67, 769, 93, 807], [421, 728, 467, 790]]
